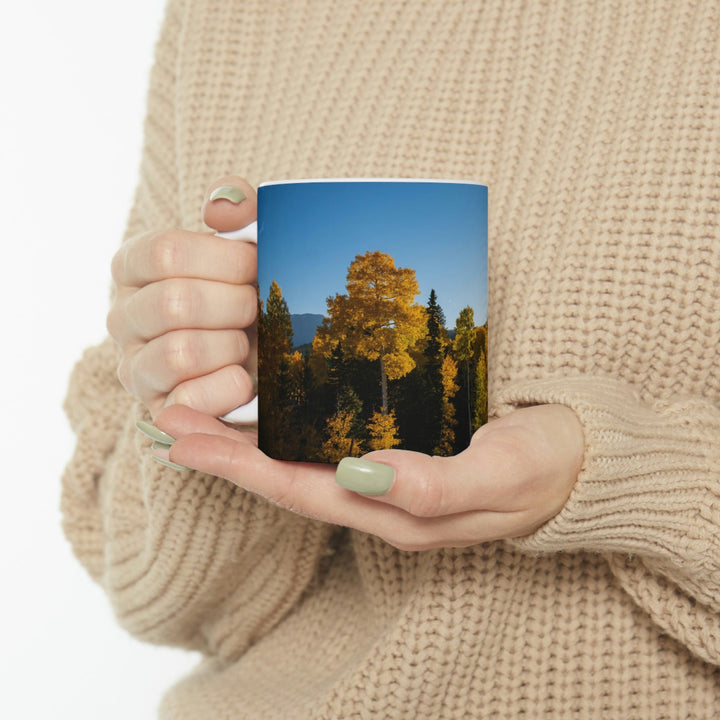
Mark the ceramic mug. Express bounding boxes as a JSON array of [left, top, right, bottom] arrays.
[[221, 178, 488, 463]]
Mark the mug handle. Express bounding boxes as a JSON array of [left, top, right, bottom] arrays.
[[215, 221, 259, 424]]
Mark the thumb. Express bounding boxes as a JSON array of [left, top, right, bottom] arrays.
[[202, 175, 258, 233], [335, 448, 467, 518]]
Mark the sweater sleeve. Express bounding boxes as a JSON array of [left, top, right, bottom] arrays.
[[60, 0, 335, 661], [494, 376, 720, 666]]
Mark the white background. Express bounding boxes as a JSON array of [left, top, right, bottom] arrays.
[[0, 2, 202, 718]]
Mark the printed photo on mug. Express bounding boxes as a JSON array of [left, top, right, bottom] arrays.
[[256, 179, 488, 463]]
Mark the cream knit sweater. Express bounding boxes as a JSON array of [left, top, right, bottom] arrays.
[[62, 1, 720, 717]]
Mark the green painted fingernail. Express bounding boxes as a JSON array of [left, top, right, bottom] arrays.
[[209, 185, 246, 204], [136, 421, 175, 444], [152, 441, 173, 452], [152, 456, 191, 472], [335, 458, 394, 495]]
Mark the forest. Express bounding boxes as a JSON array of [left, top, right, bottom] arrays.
[[258, 250, 487, 463]]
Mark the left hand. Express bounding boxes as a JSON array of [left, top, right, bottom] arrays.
[[151, 403, 584, 551]]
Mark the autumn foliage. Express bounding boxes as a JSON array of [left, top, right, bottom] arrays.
[[259, 251, 487, 462]]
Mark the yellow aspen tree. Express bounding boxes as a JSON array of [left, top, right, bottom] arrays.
[[453, 306, 476, 445], [320, 409, 363, 462], [367, 409, 401, 450], [314, 251, 427, 413], [434, 354, 459, 455]]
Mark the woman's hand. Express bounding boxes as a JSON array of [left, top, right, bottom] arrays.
[[107, 177, 258, 419], [149, 403, 584, 550]]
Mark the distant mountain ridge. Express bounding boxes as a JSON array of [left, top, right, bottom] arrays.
[[290, 313, 461, 349], [291, 313, 325, 348]]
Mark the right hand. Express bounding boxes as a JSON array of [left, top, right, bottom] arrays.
[[107, 176, 258, 419]]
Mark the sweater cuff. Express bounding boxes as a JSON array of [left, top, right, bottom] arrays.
[[493, 377, 720, 566]]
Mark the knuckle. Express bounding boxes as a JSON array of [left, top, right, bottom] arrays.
[[485, 430, 531, 477], [499, 439, 538, 489], [407, 459, 446, 518], [156, 279, 195, 327], [148, 230, 185, 277], [161, 331, 199, 377]]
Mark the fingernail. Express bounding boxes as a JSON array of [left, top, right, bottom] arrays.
[[209, 185, 246, 204], [335, 458, 394, 495], [152, 441, 173, 452], [151, 456, 191, 472], [136, 421, 175, 445]]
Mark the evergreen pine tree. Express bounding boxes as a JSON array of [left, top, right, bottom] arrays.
[[258, 280, 294, 457], [453, 306, 476, 448], [423, 289, 446, 453]]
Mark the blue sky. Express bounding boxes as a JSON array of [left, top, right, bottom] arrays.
[[257, 180, 488, 329]]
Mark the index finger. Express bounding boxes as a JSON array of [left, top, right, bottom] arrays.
[[112, 227, 258, 288]]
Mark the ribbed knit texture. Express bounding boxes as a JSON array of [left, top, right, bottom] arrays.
[[62, 1, 720, 717]]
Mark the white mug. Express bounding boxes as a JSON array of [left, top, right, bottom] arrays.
[[220, 178, 487, 463]]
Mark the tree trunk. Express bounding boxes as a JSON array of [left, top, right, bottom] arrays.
[[380, 358, 388, 414], [465, 359, 472, 442]]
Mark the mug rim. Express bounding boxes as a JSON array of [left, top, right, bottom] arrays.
[[259, 177, 487, 188]]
